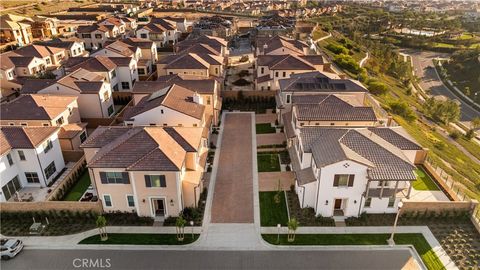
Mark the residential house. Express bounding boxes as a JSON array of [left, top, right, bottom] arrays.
[[34, 38, 88, 58], [0, 14, 34, 46], [123, 84, 206, 128], [192, 16, 236, 39], [76, 24, 111, 50], [136, 18, 179, 48], [0, 94, 87, 150], [255, 54, 332, 91], [175, 35, 228, 57], [133, 74, 222, 124], [30, 16, 59, 39], [21, 68, 115, 119], [157, 52, 224, 79], [63, 55, 138, 92], [98, 17, 127, 38], [0, 126, 65, 202], [80, 126, 208, 218], [255, 35, 310, 56], [291, 127, 425, 217]]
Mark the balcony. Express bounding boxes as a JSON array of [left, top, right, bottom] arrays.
[[367, 188, 408, 199]]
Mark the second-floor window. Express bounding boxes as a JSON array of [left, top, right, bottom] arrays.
[[25, 172, 40, 183], [18, 150, 26, 161], [6, 153, 14, 166], [144, 175, 166, 188], [56, 116, 64, 126], [95, 34, 102, 39], [82, 33, 91, 38], [44, 161, 56, 179], [43, 139, 53, 153], [333, 174, 354, 187], [121, 82, 129, 89], [111, 70, 116, 79], [99, 172, 130, 184], [79, 131, 87, 143], [140, 33, 147, 38]]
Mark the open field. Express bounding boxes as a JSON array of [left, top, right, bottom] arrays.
[[0, 0, 96, 16]]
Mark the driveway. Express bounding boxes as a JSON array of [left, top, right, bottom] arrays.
[[405, 49, 480, 122], [211, 113, 254, 223]]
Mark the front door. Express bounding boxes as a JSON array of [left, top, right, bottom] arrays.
[[334, 199, 342, 210], [152, 198, 166, 217]]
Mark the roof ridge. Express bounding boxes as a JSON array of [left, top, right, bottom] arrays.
[[89, 127, 143, 165]]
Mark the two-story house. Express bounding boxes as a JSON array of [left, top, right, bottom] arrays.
[[0, 14, 34, 46], [136, 18, 179, 48], [0, 126, 66, 202], [76, 24, 111, 50], [80, 126, 208, 219]]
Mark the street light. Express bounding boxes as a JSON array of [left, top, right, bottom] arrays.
[[388, 200, 404, 246], [277, 224, 281, 244], [190, 221, 194, 240]]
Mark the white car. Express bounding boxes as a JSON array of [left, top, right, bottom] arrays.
[[0, 239, 23, 260]]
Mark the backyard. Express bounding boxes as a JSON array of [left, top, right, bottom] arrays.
[[63, 171, 91, 201], [79, 233, 199, 245], [256, 123, 276, 134], [413, 167, 440, 191], [257, 153, 281, 172], [259, 191, 289, 226], [262, 233, 444, 270]]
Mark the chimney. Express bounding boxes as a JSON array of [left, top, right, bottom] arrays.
[[193, 92, 202, 104]]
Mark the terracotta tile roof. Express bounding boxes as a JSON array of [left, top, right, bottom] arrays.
[[58, 123, 87, 139], [257, 54, 316, 70], [124, 84, 205, 120], [132, 74, 217, 94], [56, 68, 105, 94], [299, 128, 416, 181], [256, 35, 308, 55], [1, 126, 59, 150], [1, 94, 77, 121], [176, 35, 227, 55], [77, 24, 109, 33], [81, 126, 203, 171], [163, 53, 210, 69], [0, 132, 12, 156], [296, 167, 316, 185], [20, 79, 57, 94], [293, 94, 377, 122], [64, 56, 117, 72], [367, 127, 422, 150]]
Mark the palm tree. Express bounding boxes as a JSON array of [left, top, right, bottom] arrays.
[[96, 215, 108, 241], [287, 218, 299, 242], [176, 216, 186, 241]]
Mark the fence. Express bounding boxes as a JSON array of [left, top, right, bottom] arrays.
[[0, 201, 102, 214], [424, 155, 480, 230], [47, 155, 87, 201]]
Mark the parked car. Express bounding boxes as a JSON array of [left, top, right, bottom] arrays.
[[0, 239, 24, 260]]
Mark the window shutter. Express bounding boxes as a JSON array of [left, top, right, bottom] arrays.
[[122, 172, 130, 184], [333, 175, 339, 187], [160, 175, 166, 187], [100, 172, 107, 184], [348, 175, 355, 187], [144, 175, 151, 187]]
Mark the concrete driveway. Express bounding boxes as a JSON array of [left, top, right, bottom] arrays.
[[211, 113, 254, 223]]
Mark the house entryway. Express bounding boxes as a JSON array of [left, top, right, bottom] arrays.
[[333, 198, 347, 226], [151, 198, 166, 222]]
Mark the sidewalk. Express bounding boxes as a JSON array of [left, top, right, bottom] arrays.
[[261, 226, 458, 270]]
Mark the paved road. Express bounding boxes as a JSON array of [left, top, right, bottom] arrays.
[[405, 49, 480, 122], [211, 113, 254, 223], [2, 249, 416, 270]]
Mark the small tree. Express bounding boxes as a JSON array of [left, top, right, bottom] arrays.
[[175, 216, 186, 241], [274, 179, 282, 204], [96, 215, 108, 241], [287, 218, 299, 242]]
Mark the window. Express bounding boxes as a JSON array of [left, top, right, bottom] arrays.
[[79, 131, 87, 143], [82, 33, 91, 38], [260, 67, 264, 74], [56, 116, 64, 126], [127, 195, 135, 207], [333, 174, 354, 187], [282, 71, 286, 77], [388, 197, 395, 208], [144, 175, 166, 188], [46, 58, 51, 65], [6, 153, 13, 166], [207, 97, 211, 105], [364, 198, 372, 208], [113, 84, 119, 91], [215, 67, 218, 74], [286, 95, 291, 103], [1, 176, 21, 201], [95, 34, 102, 39], [138, 68, 145, 75], [25, 172, 40, 183], [160, 109, 164, 114], [44, 161, 57, 179], [107, 105, 114, 116], [140, 33, 147, 38], [121, 82, 130, 89], [99, 172, 130, 184], [18, 150, 26, 161], [20, 123, 27, 126], [104, 195, 112, 207], [275, 71, 279, 77], [378, 181, 389, 187], [111, 70, 116, 79], [43, 139, 53, 153], [43, 123, 49, 127]]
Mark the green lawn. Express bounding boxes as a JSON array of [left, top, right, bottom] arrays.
[[63, 171, 91, 201], [79, 233, 199, 245], [256, 123, 276, 134], [262, 233, 444, 270], [413, 167, 440, 191], [259, 192, 289, 226], [257, 154, 281, 172]]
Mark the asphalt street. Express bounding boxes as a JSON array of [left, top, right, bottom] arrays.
[[405, 49, 480, 122], [2, 249, 415, 270]]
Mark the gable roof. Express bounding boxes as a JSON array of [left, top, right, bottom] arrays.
[[0, 126, 59, 151], [279, 71, 367, 93], [55, 68, 105, 94], [81, 126, 203, 171], [257, 54, 320, 70], [132, 74, 217, 95], [64, 55, 117, 73], [257, 35, 308, 55], [124, 84, 205, 120], [161, 53, 211, 69], [1, 94, 77, 121]]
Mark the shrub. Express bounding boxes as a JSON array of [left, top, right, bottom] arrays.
[[232, 78, 251, 86], [326, 43, 349, 55], [239, 55, 249, 62], [368, 81, 388, 95], [334, 54, 361, 74], [449, 130, 461, 140], [389, 101, 416, 122]]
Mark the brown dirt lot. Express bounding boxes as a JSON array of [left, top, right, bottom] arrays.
[[256, 133, 286, 146], [211, 113, 254, 223], [258, 172, 294, 192]]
